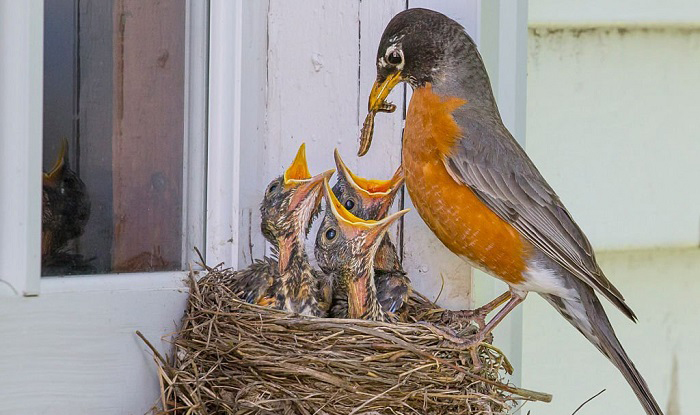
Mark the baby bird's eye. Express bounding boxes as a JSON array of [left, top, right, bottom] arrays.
[[267, 183, 278, 194], [386, 49, 403, 66], [325, 228, 337, 241], [344, 199, 355, 210]]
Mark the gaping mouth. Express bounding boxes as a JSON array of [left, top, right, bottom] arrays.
[[284, 143, 312, 184], [334, 149, 405, 219], [334, 149, 404, 195], [284, 143, 334, 226], [358, 71, 402, 157]]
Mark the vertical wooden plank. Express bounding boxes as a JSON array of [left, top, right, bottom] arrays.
[[112, 0, 186, 271], [236, 0, 270, 267], [356, 1, 406, 270], [266, 0, 361, 258], [266, 0, 361, 175], [356, 0, 405, 180], [78, 0, 115, 273]]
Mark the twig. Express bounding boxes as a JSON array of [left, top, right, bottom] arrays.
[[193, 247, 213, 271], [572, 389, 606, 415], [137, 330, 168, 367]]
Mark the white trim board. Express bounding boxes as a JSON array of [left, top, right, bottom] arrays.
[[0, 0, 43, 297], [0, 281, 188, 414]]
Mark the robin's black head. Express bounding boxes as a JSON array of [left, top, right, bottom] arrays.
[[331, 149, 404, 221], [260, 144, 334, 254], [368, 9, 491, 112], [359, 8, 495, 157], [315, 178, 408, 319], [376, 9, 470, 88]]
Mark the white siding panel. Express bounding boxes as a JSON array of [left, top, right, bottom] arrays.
[[527, 27, 700, 250], [530, 0, 700, 26], [0, 274, 188, 414], [522, 248, 700, 414]]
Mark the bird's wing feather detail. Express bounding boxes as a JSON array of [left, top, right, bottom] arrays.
[[443, 122, 636, 321]]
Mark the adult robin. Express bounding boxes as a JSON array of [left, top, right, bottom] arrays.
[[330, 149, 411, 315], [228, 144, 334, 317], [359, 8, 661, 414], [315, 178, 409, 321]]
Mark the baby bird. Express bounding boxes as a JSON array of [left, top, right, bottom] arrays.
[[230, 144, 333, 317], [330, 149, 410, 314], [315, 178, 409, 321], [42, 138, 91, 257]]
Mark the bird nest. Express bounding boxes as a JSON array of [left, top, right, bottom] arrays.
[[140, 267, 550, 415]]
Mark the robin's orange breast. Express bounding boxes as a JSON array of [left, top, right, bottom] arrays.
[[403, 84, 531, 285]]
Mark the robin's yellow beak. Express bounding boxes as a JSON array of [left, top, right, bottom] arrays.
[[284, 143, 312, 185], [368, 71, 402, 113], [360, 72, 402, 157], [43, 138, 68, 185]]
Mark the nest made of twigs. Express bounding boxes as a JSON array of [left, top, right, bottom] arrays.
[[140, 267, 550, 415]]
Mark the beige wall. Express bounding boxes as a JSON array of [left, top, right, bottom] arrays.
[[521, 22, 700, 415]]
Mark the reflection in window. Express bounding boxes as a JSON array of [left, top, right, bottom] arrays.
[[42, 0, 190, 276]]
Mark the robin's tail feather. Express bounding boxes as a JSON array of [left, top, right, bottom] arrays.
[[541, 286, 663, 415]]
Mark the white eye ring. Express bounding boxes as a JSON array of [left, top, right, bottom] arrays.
[[384, 46, 404, 69]]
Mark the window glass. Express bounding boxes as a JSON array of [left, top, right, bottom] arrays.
[[42, 0, 193, 276]]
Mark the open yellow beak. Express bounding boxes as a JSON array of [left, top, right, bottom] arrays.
[[333, 149, 404, 216], [43, 138, 68, 185], [284, 143, 312, 184], [324, 176, 409, 241]]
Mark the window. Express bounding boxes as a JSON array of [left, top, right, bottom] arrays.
[[41, 0, 206, 276]]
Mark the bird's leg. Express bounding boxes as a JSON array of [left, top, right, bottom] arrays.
[[430, 293, 525, 351], [471, 293, 524, 342], [441, 291, 512, 329]]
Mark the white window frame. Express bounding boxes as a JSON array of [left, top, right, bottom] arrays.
[[0, 0, 44, 297], [0, 0, 220, 297]]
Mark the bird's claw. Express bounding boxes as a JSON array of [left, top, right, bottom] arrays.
[[419, 322, 488, 369]]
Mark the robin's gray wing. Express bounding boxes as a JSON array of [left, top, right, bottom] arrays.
[[443, 118, 636, 321]]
